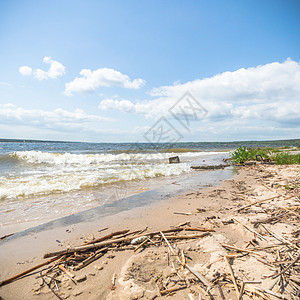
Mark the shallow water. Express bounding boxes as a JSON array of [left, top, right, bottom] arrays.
[[4, 167, 235, 240], [0, 141, 233, 231]]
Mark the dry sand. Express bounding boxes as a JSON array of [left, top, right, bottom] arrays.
[[0, 164, 299, 300]]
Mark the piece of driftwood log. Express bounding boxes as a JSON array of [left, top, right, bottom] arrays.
[[195, 284, 211, 297], [74, 247, 108, 271], [191, 165, 226, 170], [233, 218, 267, 240], [255, 287, 290, 300], [160, 232, 210, 287], [184, 227, 215, 232], [58, 264, 77, 285], [58, 264, 75, 278], [164, 233, 210, 240], [0, 256, 62, 287], [83, 229, 129, 245], [234, 195, 280, 212], [221, 244, 262, 256], [185, 265, 210, 287], [160, 285, 187, 295], [0, 233, 14, 240], [238, 281, 261, 300], [118, 229, 142, 238], [44, 228, 183, 258], [224, 256, 240, 300], [134, 238, 149, 252], [174, 212, 193, 215], [261, 224, 297, 248]]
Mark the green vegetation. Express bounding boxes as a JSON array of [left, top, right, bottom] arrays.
[[273, 152, 300, 165], [231, 146, 300, 165]]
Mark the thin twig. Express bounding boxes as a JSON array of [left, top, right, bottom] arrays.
[[233, 218, 267, 241], [40, 271, 64, 300], [224, 256, 240, 300], [271, 254, 300, 279]]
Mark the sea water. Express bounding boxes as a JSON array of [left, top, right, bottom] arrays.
[[0, 140, 284, 232]]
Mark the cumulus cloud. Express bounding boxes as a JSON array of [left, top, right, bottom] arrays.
[[19, 66, 33, 76], [98, 97, 155, 119], [98, 59, 300, 127], [64, 68, 145, 96], [98, 98, 135, 112], [19, 57, 65, 80], [0, 103, 114, 134]]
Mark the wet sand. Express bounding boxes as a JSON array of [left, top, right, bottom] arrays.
[[0, 164, 299, 299]]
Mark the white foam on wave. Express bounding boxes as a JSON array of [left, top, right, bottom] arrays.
[[0, 162, 191, 199], [12, 150, 224, 165]]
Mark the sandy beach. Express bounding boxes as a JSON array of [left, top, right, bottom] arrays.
[[1, 0, 300, 298], [0, 163, 299, 300]]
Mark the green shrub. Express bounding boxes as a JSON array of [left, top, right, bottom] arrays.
[[231, 146, 249, 164], [231, 147, 300, 165], [274, 152, 300, 165]]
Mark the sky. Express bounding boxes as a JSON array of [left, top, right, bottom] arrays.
[[0, 0, 299, 143]]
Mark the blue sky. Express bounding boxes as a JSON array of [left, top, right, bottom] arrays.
[[0, 0, 299, 142]]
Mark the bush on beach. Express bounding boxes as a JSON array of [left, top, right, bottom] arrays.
[[230, 146, 300, 165]]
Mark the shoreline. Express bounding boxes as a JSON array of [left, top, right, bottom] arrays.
[[0, 159, 231, 237], [0, 164, 299, 299]]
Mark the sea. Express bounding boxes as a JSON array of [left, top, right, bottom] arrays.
[[0, 140, 297, 233]]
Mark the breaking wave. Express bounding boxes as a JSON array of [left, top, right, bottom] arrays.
[[0, 162, 191, 199], [11, 150, 222, 165]]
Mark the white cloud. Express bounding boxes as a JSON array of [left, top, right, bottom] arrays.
[[34, 57, 65, 80], [98, 98, 135, 112], [64, 68, 145, 96], [0, 82, 13, 87], [19, 57, 65, 80], [19, 66, 33, 76], [98, 59, 300, 126], [0, 104, 114, 134]]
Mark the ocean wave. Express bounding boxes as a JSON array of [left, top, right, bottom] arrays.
[[0, 163, 191, 199], [11, 150, 223, 165]]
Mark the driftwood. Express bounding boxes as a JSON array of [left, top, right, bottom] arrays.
[[4, 161, 299, 298], [233, 218, 267, 240], [134, 238, 150, 252], [234, 195, 280, 212], [0, 256, 62, 287], [271, 254, 300, 279], [74, 247, 108, 271], [40, 270, 64, 300], [251, 215, 282, 226], [184, 227, 215, 232], [44, 228, 183, 258], [160, 285, 187, 295], [224, 256, 240, 300], [58, 264, 75, 278], [221, 244, 262, 256], [261, 224, 297, 248], [0, 233, 14, 240], [160, 232, 210, 287], [191, 165, 226, 170], [83, 229, 129, 245], [164, 233, 210, 240], [238, 281, 261, 300]]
